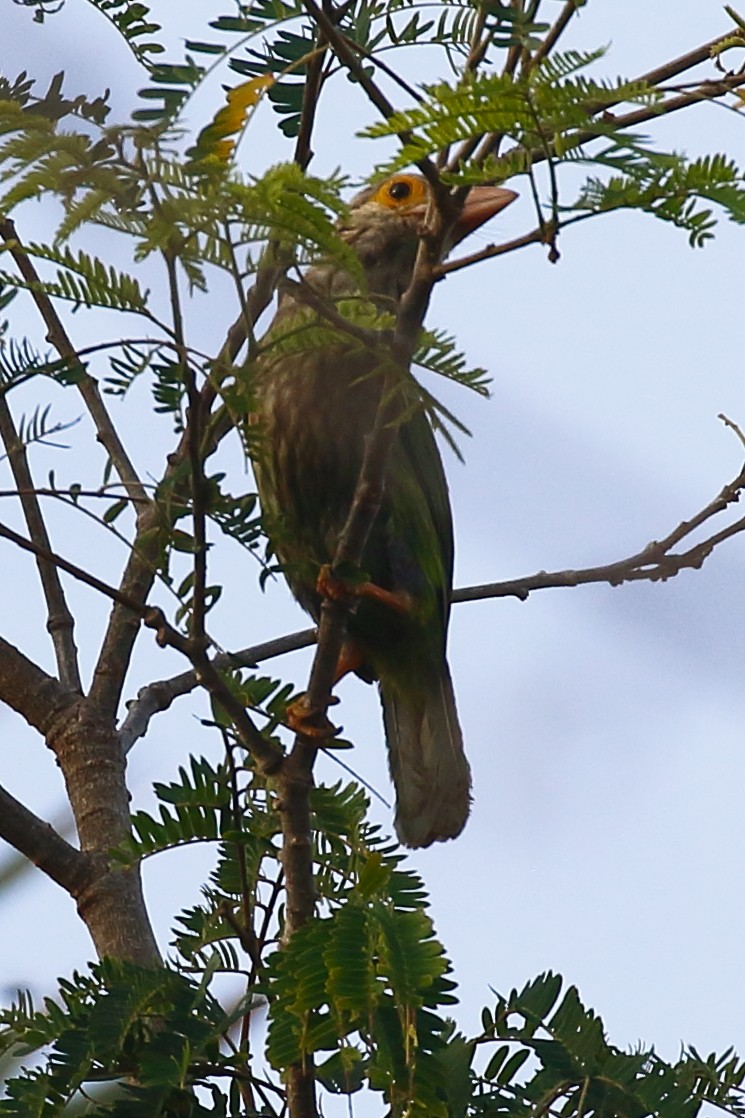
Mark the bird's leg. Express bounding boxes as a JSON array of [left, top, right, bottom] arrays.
[[284, 639, 364, 741], [333, 640, 365, 682], [317, 564, 413, 616]]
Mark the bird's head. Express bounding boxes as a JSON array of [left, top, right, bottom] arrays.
[[340, 172, 517, 299]]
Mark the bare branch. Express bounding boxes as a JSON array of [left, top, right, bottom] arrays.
[[0, 395, 82, 691], [0, 783, 95, 896], [0, 219, 148, 510], [531, 0, 583, 71], [0, 633, 78, 733], [454, 463, 745, 602], [119, 628, 317, 753], [293, 25, 327, 170], [118, 459, 745, 754], [636, 35, 737, 88], [436, 226, 550, 277], [0, 518, 152, 615]]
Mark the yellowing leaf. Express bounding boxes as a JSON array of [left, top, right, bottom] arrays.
[[228, 76, 273, 110], [187, 76, 274, 166]]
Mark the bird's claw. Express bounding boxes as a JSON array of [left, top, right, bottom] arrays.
[[316, 564, 355, 604], [317, 564, 413, 616], [285, 693, 341, 741]]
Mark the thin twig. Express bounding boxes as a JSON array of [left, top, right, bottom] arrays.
[[0, 396, 82, 691], [293, 24, 328, 170], [299, 0, 439, 188], [0, 518, 153, 614], [0, 486, 151, 503], [0, 219, 149, 511], [164, 249, 209, 650], [530, 0, 581, 71], [492, 63, 745, 177], [345, 37, 424, 104], [436, 225, 549, 275]]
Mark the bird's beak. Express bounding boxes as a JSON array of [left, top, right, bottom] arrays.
[[453, 185, 518, 244]]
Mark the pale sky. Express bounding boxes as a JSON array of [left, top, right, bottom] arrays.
[[1, 2, 743, 1112]]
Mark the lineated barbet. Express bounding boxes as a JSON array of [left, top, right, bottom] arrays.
[[252, 173, 516, 847]]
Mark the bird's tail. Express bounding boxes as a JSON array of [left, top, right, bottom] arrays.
[[381, 664, 471, 848]]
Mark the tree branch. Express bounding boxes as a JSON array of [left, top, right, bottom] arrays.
[[458, 23, 745, 178], [299, 0, 438, 188], [436, 225, 550, 276], [530, 0, 581, 71], [636, 34, 737, 88], [490, 62, 745, 177], [0, 518, 153, 615], [0, 395, 82, 691], [118, 460, 745, 749], [0, 219, 149, 511], [0, 633, 78, 734], [0, 216, 165, 722], [0, 482, 284, 776], [454, 461, 745, 601], [119, 628, 317, 753], [0, 633, 160, 963], [0, 783, 96, 896], [293, 21, 328, 171]]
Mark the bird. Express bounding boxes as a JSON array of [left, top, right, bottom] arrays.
[[250, 172, 516, 847]]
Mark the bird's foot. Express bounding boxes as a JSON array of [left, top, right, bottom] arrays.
[[316, 565, 357, 605], [317, 564, 413, 616], [285, 693, 340, 741]]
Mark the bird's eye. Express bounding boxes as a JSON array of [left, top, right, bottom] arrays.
[[388, 180, 412, 201], [369, 174, 428, 210]]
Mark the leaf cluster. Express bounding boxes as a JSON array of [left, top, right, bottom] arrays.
[[362, 49, 658, 173], [101, 759, 745, 1117], [265, 845, 458, 1114], [467, 972, 745, 1118], [89, 0, 165, 69], [570, 147, 745, 247], [0, 959, 239, 1117]]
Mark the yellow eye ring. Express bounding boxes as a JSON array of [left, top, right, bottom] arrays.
[[372, 174, 429, 209]]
